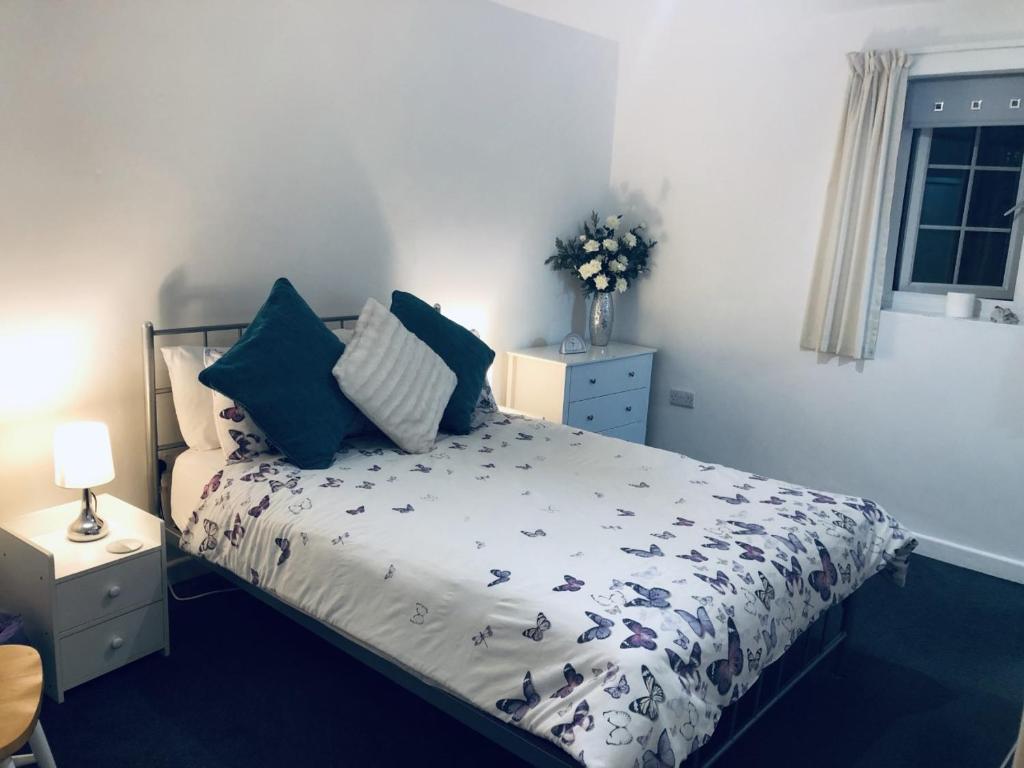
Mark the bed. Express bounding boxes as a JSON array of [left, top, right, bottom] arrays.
[[144, 317, 915, 768]]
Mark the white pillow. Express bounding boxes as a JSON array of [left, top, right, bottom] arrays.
[[161, 346, 221, 450], [203, 348, 278, 463], [470, 380, 500, 429], [333, 298, 456, 454]]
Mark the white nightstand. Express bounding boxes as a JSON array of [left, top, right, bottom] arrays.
[[506, 342, 656, 444], [0, 495, 169, 702]]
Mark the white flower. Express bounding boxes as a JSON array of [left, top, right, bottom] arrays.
[[616, 278, 628, 293], [578, 258, 603, 279], [617, 255, 629, 268], [579, 234, 586, 242], [602, 238, 619, 253], [605, 215, 620, 229], [623, 232, 637, 248], [583, 239, 600, 253], [594, 273, 610, 291], [607, 259, 623, 273]]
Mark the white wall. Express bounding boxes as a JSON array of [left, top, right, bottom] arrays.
[[0, 0, 616, 520], [499, 0, 1024, 581], [6, 0, 1020, 582]]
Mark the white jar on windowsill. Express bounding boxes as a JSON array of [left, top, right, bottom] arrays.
[[944, 291, 976, 318]]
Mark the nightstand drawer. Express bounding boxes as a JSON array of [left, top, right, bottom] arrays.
[[56, 550, 163, 632], [60, 601, 165, 689], [567, 388, 649, 432], [567, 354, 652, 402], [600, 421, 647, 444]]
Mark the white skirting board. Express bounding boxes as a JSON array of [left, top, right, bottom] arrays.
[[913, 532, 1024, 585]]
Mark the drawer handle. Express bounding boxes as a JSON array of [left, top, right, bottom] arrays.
[[625, 405, 633, 412], [628, 371, 636, 378], [108, 586, 121, 598], [110, 636, 124, 650], [586, 414, 594, 421], [589, 377, 597, 385]]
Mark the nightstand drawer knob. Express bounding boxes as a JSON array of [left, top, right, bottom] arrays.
[[108, 586, 121, 598], [628, 371, 636, 377], [589, 377, 597, 385], [586, 414, 594, 421], [110, 636, 124, 650], [625, 405, 633, 412]]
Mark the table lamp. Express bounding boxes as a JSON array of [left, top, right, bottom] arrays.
[[53, 421, 115, 542]]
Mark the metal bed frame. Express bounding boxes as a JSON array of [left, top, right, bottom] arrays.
[[142, 317, 850, 768]]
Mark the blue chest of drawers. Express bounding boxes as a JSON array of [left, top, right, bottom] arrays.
[[505, 342, 656, 444]]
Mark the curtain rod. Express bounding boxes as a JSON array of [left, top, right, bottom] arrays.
[[905, 40, 1024, 56]]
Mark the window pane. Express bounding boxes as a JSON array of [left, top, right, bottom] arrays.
[[958, 231, 1011, 286], [976, 125, 1024, 167], [929, 127, 975, 165], [966, 170, 1021, 228], [919, 169, 969, 226], [911, 228, 959, 283]]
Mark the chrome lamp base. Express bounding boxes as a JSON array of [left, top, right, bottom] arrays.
[[67, 489, 108, 542]]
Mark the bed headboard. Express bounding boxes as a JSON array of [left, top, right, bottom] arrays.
[[141, 313, 359, 529]]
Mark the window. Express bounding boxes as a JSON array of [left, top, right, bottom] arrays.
[[891, 74, 1024, 302]]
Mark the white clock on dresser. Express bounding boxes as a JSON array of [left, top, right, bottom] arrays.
[[0, 495, 169, 702], [506, 342, 656, 444]]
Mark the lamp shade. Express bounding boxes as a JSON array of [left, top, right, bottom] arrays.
[[53, 421, 115, 489]]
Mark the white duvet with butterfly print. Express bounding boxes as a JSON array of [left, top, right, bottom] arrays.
[[179, 413, 913, 768]]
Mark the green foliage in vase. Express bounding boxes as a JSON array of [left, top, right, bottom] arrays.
[[546, 211, 656, 296]]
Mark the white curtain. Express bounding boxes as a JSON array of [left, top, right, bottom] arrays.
[[801, 50, 911, 359]]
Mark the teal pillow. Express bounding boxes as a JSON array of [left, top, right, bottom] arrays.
[[390, 290, 495, 434], [199, 278, 359, 469]]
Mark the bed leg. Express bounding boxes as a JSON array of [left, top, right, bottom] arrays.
[[830, 600, 853, 679]]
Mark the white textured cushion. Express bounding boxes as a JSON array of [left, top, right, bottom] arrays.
[[333, 298, 456, 454], [332, 327, 355, 344], [161, 346, 221, 450]]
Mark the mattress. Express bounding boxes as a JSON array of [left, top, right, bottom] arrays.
[[170, 448, 226, 532], [177, 413, 913, 768]]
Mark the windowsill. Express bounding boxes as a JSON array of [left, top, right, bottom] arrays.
[[887, 290, 1019, 322], [881, 307, 1022, 326], [882, 303, 1022, 329]]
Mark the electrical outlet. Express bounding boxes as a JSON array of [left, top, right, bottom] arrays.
[[669, 388, 695, 409]]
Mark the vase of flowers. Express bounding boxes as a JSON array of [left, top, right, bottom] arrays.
[[546, 212, 656, 346]]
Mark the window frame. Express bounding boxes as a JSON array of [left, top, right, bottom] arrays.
[[895, 125, 1024, 301], [882, 43, 1024, 317]]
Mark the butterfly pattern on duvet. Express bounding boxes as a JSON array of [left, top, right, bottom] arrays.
[[550, 663, 584, 699], [495, 671, 540, 722], [550, 699, 593, 744], [523, 613, 550, 642], [177, 411, 914, 768]]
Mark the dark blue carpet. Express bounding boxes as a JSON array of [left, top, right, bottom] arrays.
[[37, 554, 1023, 767]]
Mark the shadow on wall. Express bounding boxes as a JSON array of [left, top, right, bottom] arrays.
[[604, 181, 668, 346], [375, 0, 619, 399], [0, 0, 619, 518], [155, 145, 394, 329]]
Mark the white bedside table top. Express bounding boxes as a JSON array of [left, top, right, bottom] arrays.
[[3, 495, 162, 581], [508, 341, 656, 366]]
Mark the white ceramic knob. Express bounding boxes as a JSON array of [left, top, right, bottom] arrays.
[[110, 636, 124, 650], [108, 585, 121, 598]]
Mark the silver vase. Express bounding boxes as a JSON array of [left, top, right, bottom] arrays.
[[589, 292, 614, 346]]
